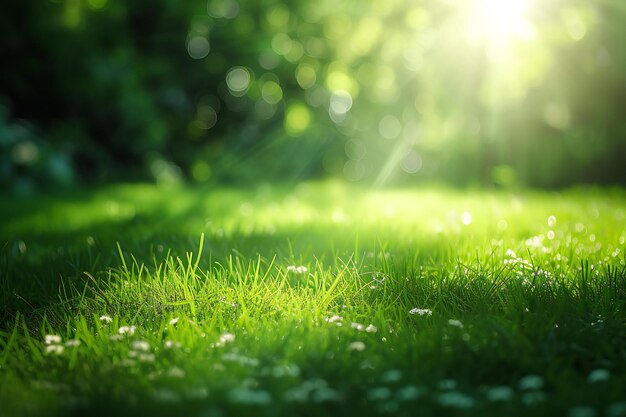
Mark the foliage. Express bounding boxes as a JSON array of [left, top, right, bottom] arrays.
[[1, 0, 626, 190]]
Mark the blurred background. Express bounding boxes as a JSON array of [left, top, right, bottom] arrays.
[[1, 0, 625, 194]]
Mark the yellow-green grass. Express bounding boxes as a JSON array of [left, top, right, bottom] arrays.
[[1, 182, 625, 416]]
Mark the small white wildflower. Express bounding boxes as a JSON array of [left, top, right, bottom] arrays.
[[351, 322, 365, 331], [166, 366, 186, 378], [448, 319, 464, 329], [547, 215, 557, 227], [118, 325, 136, 336], [109, 334, 124, 341], [45, 335, 62, 345], [99, 315, 113, 324], [486, 386, 514, 402], [138, 353, 155, 363], [169, 317, 179, 326], [45, 344, 64, 355], [222, 352, 259, 367], [409, 308, 432, 316], [271, 364, 300, 378], [65, 339, 81, 347], [220, 332, 235, 344], [396, 385, 422, 401], [381, 369, 402, 383], [325, 315, 343, 324], [588, 368, 610, 383], [287, 265, 308, 274], [438, 391, 475, 408], [213, 332, 236, 347], [164, 340, 181, 349], [228, 388, 272, 406], [131, 340, 150, 352], [348, 341, 366, 351], [518, 375, 544, 391], [365, 324, 378, 333]]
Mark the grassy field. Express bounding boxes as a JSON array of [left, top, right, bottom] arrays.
[[1, 181, 625, 417]]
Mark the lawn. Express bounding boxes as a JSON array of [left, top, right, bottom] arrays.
[[1, 181, 625, 417]]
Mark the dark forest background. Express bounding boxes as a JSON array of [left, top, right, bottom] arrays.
[[1, 0, 625, 194]]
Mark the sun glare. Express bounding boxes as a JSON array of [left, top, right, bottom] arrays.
[[465, 0, 536, 55]]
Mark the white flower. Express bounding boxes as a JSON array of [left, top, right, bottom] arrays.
[[118, 325, 136, 335], [110, 334, 124, 341], [164, 340, 181, 349], [438, 391, 475, 408], [365, 324, 378, 333], [409, 308, 432, 316], [99, 315, 113, 323], [486, 386, 514, 402], [65, 339, 81, 347], [45, 334, 62, 345], [166, 367, 186, 378], [131, 340, 150, 352], [287, 265, 308, 274], [220, 332, 235, 343], [588, 369, 610, 383], [448, 319, 464, 329], [138, 353, 155, 363], [169, 317, 179, 326], [45, 344, 64, 355], [228, 388, 272, 406], [325, 315, 342, 323], [213, 331, 236, 347], [381, 369, 402, 383], [396, 385, 422, 401], [518, 375, 544, 391], [351, 322, 365, 331], [348, 341, 366, 351]]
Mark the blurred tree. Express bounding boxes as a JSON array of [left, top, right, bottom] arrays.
[[1, 0, 625, 192]]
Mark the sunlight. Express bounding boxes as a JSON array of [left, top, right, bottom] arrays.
[[480, 0, 529, 39], [465, 0, 536, 56]]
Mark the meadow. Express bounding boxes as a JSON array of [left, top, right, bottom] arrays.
[[1, 181, 625, 417]]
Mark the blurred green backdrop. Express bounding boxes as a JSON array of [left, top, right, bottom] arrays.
[[1, 0, 625, 193]]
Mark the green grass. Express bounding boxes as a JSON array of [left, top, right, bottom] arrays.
[[1, 181, 625, 417]]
